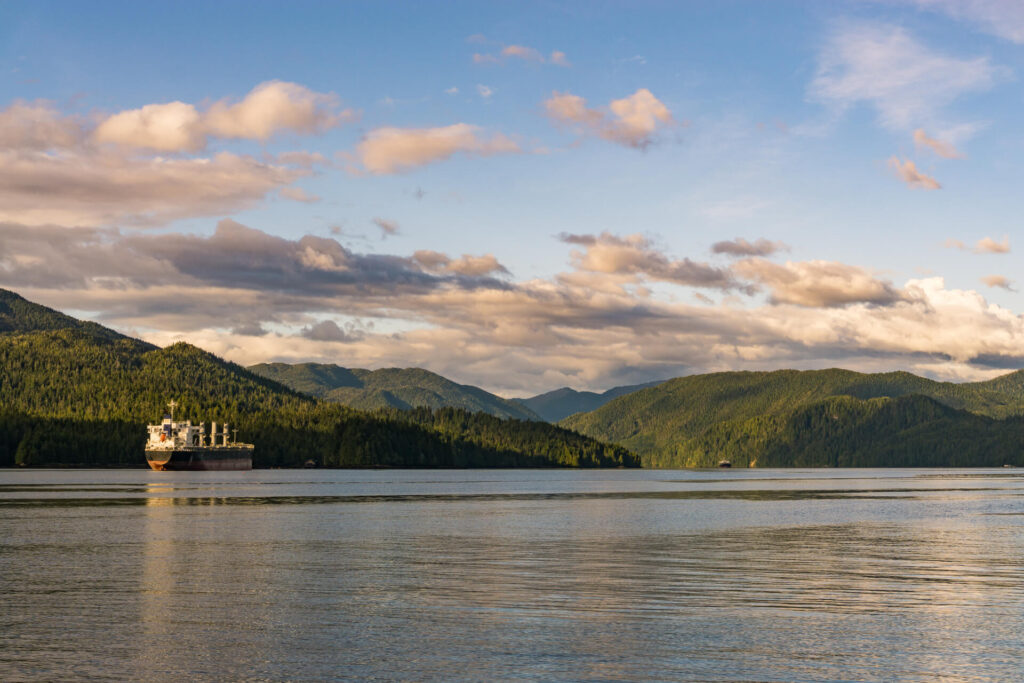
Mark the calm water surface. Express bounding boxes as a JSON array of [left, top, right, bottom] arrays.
[[2, 468, 1024, 681]]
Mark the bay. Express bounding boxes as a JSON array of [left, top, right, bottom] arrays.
[[2, 468, 1023, 681]]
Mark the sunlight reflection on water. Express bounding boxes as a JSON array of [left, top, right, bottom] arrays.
[[2, 468, 1023, 681]]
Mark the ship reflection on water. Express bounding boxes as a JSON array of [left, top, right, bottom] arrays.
[[3, 469, 1024, 680]]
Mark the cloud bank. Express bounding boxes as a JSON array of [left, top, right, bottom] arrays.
[[5, 221, 1024, 392]]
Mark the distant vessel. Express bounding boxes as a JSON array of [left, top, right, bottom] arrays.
[[718, 459, 732, 468], [145, 401, 253, 471]]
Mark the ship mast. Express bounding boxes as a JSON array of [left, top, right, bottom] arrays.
[[167, 399, 178, 422]]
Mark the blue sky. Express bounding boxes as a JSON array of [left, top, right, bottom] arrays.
[[2, 1, 1024, 394]]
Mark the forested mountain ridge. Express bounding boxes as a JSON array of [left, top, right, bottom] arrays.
[[561, 368, 1024, 467], [513, 380, 666, 422], [0, 289, 141, 343], [0, 289, 635, 468], [249, 362, 541, 420]]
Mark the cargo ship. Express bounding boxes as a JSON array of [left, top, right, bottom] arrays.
[[145, 401, 253, 471]]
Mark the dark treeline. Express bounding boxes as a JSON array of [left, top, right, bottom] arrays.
[[380, 406, 636, 467], [0, 407, 637, 468], [646, 394, 1024, 468], [0, 307, 633, 467], [564, 368, 1024, 467]]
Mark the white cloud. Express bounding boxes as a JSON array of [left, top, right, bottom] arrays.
[[203, 80, 351, 140], [733, 258, 903, 307], [945, 235, 1011, 253], [354, 124, 520, 174], [545, 88, 673, 148], [476, 84, 494, 99], [93, 81, 352, 152], [810, 22, 999, 130], [94, 101, 205, 151], [909, 0, 1024, 44]]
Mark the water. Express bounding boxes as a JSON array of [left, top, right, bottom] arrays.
[[2, 468, 1024, 681]]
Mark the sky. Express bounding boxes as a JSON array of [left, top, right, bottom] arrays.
[[2, 0, 1024, 396]]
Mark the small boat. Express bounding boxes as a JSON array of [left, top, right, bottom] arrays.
[[718, 459, 732, 468]]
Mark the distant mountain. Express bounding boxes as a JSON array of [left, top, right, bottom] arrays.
[[514, 380, 666, 422], [248, 363, 542, 421], [560, 368, 1024, 467], [0, 288, 635, 468]]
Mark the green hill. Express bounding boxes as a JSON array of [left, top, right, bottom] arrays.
[[513, 380, 665, 422], [249, 362, 541, 420], [561, 368, 1024, 467], [0, 289, 635, 468]]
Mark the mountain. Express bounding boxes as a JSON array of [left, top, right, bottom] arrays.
[[0, 289, 635, 468], [514, 380, 666, 422], [0, 288, 135, 342], [560, 368, 1024, 467], [248, 363, 541, 421]]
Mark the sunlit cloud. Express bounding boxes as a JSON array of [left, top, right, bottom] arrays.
[[946, 235, 1011, 254], [0, 149, 306, 226], [545, 88, 673, 148], [888, 156, 941, 189], [733, 258, 903, 307], [413, 250, 510, 277], [502, 44, 544, 62], [354, 123, 520, 174], [0, 100, 85, 150], [279, 186, 320, 203], [559, 232, 749, 292], [472, 41, 570, 67], [981, 274, 1015, 290], [94, 81, 353, 152], [913, 128, 964, 158], [975, 235, 1011, 253], [0, 85, 347, 227], [6, 221, 1024, 392], [711, 238, 788, 258], [372, 217, 400, 238]]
